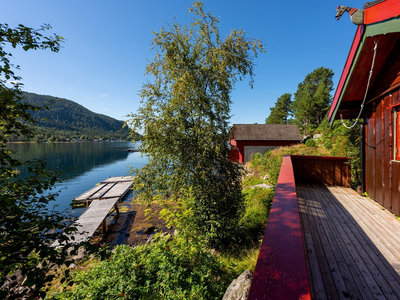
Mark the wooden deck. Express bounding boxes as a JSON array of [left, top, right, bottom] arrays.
[[297, 183, 400, 300]]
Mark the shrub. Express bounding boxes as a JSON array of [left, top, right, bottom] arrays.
[[250, 151, 271, 173], [50, 236, 230, 300], [324, 139, 332, 150], [266, 153, 283, 185], [248, 150, 283, 185], [242, 176, 263, 187], [305, 138, 317, 147]]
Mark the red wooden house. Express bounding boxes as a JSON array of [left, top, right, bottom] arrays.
[[328, 0, 400, 216], [229, 124, 302, 163]]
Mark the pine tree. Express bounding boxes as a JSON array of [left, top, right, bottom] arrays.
[[291, 67, 334, 134], [265, 93, 292, 124]]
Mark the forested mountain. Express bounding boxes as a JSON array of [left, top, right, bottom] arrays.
[[9, 92, 136, 142]]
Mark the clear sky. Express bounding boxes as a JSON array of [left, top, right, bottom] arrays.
[[2, 0, 367, 125]]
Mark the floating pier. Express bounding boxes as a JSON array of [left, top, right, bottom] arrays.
[[53, 176, 134, 246], [72, 176, 134, 204]]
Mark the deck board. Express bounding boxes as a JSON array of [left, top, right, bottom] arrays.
[[297, 183, 400, 300], [299, 184, 355, 300]]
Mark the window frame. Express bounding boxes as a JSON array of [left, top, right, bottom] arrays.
[[393, 105, 400, 161]]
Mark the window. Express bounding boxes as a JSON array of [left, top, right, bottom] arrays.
[[394, 106, 400, 161]]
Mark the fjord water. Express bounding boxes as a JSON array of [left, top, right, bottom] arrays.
[[8, 141, 146, 217]]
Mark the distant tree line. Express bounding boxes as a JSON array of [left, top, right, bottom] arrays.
[[7, 92, 138, 142]]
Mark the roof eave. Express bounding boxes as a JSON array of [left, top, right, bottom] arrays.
[[328, 15, 400, 125], [328, 25, 365, 125]]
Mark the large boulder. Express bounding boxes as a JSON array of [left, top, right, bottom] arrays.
[[223, 269, 253, 300]]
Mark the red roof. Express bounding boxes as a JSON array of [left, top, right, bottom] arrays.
[[364, 0, 400, 24], [328, 0, 400, 123]]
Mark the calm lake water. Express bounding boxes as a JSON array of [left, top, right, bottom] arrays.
[[8, 141, 147, 217]]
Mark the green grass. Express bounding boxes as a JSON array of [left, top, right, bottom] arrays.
[[242, 176, 263, 187]]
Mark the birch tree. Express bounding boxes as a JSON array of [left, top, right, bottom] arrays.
[[128, 1, 265, 248]]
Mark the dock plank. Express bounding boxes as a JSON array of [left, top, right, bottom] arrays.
[[102, 176, 134, 183], [90, 182, 117, 199], [102, 181, 132, 198], [52, 198, 119, 246], [73, 183, 107, 202]]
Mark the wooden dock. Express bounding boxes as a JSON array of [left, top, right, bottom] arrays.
[[73, 176, 134, 203], [53, 176, 134, 246]]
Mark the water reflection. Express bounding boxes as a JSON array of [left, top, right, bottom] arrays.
[[7, 142, 147, 215]]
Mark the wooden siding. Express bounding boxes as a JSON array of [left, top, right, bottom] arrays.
[[364, 89, 400, 216], [291, 155, 351, 187]]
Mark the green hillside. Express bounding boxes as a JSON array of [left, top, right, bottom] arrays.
[[8, 92, 136, 142]]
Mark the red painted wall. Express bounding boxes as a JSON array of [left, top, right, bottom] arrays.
[[364, 89, 400, 216], [229, 140, 300, 163]]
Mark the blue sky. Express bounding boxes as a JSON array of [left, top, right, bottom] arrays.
[[2, 0, 367, 125]]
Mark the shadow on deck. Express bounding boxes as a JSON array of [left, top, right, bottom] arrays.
[[248, 155, 400, 300], [298, 183, 400, 300]]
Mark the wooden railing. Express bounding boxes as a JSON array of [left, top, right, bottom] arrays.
[[248, 155, 311, 300], [291, 155, 351, 187], [248, 155, 351, 300]]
